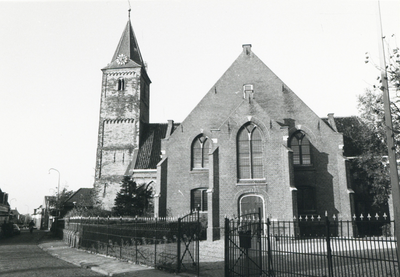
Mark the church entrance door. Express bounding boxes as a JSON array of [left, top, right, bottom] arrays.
[[239, 194, 264, 219]]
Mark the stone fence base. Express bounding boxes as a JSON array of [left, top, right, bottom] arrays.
[[63, 229, 81, 248]]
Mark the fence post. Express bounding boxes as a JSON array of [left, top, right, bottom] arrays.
[[135, 216, 138, 264], [197, 209, 200, 277], [80, 219, 83, 248], [224, 217, 229, 277], [267, 217, 272, 275], [258, 208, 262, 276], [154, 217, 157, 267], [177, 217, 182, 273], [325, 215, 334, 277], [107, 216, 109, 256]]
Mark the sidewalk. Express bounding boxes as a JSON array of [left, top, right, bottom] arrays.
[[38, 233, 196, 277]]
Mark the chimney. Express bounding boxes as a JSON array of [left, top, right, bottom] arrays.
[[327, 113, 338, 132], [165, 120, 174, 139], [242, 44, 252, 55]]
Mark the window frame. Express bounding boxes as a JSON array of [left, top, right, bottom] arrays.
[[191, 188, 208, 212], [191, 135, 210, 170], [117, 78, 125, 91], [237, 123, 265, 181], [290, 131, 312, 166]]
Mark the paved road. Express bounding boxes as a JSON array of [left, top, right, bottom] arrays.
[[0, 229, 103, 277]]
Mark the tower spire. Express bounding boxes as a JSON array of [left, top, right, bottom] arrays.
[[103, 9, 144, 69], [128, 0, 131, 19]]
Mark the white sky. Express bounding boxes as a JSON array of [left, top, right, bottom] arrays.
[[0, 0, 399, 214]]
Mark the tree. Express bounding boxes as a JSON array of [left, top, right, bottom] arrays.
[[354, 41, 400, 208], [335, 116, 389, 211], [49, 186, 74, 217], [113, 176, 153, 217]]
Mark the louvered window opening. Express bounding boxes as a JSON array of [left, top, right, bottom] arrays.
[[117, 78, 125, 90]]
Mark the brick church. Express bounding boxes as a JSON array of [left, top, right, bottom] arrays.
[[94, 16, 355, 239]]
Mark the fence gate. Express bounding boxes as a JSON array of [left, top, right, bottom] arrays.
[[225, 208, 268, 277], [177, 211, 200, 276]]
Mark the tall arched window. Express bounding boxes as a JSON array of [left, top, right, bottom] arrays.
[[290, 131, 311, 165], [191, 135, 210, 169], [237, 123, 264, 179]]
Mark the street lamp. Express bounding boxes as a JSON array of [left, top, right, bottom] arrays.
[[10, 198, 16, 209], [48, 168, 60, 202], [48, 168, 60, 232]]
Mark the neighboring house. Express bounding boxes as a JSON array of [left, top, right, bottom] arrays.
[[41, 196, 56, 230], [32, 206, 43, 230], [0, 189, 10, 224], [63, 188, 94, 215], [94, 15, 356, 239], [9, 209, 20, 223]]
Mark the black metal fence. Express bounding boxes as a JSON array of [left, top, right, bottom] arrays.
[[64, 212, 202, 275], [225, 210, 398, 277]]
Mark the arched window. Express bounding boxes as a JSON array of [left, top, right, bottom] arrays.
[[237, 123, 264, 179], [290, 131, 311, 165], [191, 135, 210, 169], [117, 78, 125, 90]]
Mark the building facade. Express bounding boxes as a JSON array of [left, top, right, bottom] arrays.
[[94, 17, 354, 239], [0, 189, 10, 224], [94, 18, 152, 210]]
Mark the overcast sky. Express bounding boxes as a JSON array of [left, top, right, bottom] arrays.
[[0, 0, 399, 215]]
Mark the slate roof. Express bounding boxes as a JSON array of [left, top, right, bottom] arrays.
[[134, 123, 179, 170], [322, 116, 362, 133], [64, 188, 94, 207], [322, 116, 366, 157], [103, 19, 144, 70]]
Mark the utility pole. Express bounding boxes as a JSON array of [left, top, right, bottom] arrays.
[[377, 1, 400, 261]]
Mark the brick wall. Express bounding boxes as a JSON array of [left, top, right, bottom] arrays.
[[94, 67, 150, 210], [157, 45, 352, 229]]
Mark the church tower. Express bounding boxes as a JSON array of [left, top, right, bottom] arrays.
[[94, 12, 151, 210]]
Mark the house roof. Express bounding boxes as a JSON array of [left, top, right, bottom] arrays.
[[322, 116, 362, 133], [103, 19, 144, 70], [123, 122, 180, 175], [64, 188, 94, 207], [136, 123, 181, 170], [10, 209, 19, 215], [322, 116, 368, 157]]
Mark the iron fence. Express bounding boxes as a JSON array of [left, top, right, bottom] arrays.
[[225, 210, 398, 277], [64, 212, 202, 275]]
